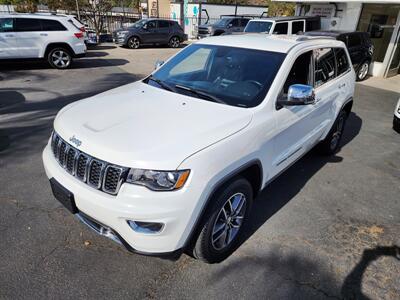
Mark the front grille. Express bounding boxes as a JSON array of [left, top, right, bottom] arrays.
[[50, 132, 128, 195], [198, 28, 210, 35]]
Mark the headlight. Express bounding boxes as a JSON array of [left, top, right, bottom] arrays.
[[126, 169, 190, 191], [118, 31, 129, 36]]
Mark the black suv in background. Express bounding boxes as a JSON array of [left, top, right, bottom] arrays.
[[305, 31, 373, 81], [113, 19, 187, 49], [197, 16, 251, 38]]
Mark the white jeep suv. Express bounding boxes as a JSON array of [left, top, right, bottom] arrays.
[[0, 14, 86, 69], [43, 34, 355, 263]]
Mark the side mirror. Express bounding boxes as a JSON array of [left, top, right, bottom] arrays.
[[277, 84, 315, 107], [142, 25, 148, 30], [227, 23, 233, 28], [154, 59, 164, 69]]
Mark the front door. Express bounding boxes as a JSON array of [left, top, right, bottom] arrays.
[[0, 18, 19, 58], [140, 20, 158, 44]]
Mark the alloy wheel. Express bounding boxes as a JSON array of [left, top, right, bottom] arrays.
[[211, 192, 246, 250], [51, 50, 71, 68], [330, 114, 345, 150], [170, 37, 180, 48], [129, 37, 140, 49], [358, 62, 369, 80]]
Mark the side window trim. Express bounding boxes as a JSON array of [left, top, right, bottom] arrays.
[[333, 47, 351, 79]]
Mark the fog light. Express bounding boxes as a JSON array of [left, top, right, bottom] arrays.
[[127, 220, 164, 234]]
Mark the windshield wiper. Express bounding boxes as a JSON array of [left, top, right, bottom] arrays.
[[147, 75, 176, 92], [175, 84, 226, 104]]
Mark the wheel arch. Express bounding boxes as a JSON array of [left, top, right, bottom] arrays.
[[183, 159, 263, 250], [44, 43, 75, 58]]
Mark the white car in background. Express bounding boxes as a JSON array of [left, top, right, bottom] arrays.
[[393, 98, 400, 133], [0, 14, 86, 69], [43, 34, 355, 263]]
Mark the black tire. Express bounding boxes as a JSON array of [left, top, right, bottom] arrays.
[[169, 36, 180, 48], [319, 110, 348, 155], [47, 48, 72, 69], [190, 177, 253, 263], [356, 61, 370, 81], [127, 36, 140, 49]]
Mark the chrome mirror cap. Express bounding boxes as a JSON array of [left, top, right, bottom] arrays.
[[287, 84, 315, 105]]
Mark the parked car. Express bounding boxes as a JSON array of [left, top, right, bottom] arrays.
[[393, 98, 400, 133], [113, 19, 187, 49], [197, 16, 251, 38], [0, 14, 86, 69], [85, 29, 98, 46], [244, 16, 321, 35], [43, 34, 355, 263], [305, 31, 374, 81]]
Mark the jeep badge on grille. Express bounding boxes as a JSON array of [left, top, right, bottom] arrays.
[[69, 135, 82, 147]]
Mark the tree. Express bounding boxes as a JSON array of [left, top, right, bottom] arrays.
[[266, 0, 295, 16], [80, 0, 113, 36]]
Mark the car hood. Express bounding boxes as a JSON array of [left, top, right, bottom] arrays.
[[54, 81, 253, 170]]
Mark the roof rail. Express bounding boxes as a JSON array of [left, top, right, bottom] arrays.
[[296, 35, 336, 41]]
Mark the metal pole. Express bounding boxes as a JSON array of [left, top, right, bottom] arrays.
[[75, 0, 81, 19]]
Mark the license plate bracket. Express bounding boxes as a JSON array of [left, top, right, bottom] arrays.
[[50, 178, 78, 214]]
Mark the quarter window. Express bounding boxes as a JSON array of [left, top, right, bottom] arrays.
[[314, 48, 336, 87], [15, 18, 42, 32], [0, 18, 14, 32], [273, 22, 288, 34], [335, 48, 350, 76]]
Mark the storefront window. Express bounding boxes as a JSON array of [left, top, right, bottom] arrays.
[[357, 4, 400, 62]]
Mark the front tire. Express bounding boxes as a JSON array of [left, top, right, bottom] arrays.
[[169, 36, 180, 48], [356, 61, 369, 81], [190, 177, 253, 263], [48, 48, 72, 69], [319, 110, 347, 155], [127, 36, 140, 49]]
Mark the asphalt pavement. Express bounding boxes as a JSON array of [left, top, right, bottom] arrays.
[[0, 44, 399, 299]]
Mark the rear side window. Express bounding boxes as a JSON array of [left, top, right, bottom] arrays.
[[0, 18, 14, 32], [292, 20, 304, 34], [314, 48, 336, 87], [273, 22, 288, 34], [347, 34, 362, 48], [15, 18, 42, 32], [335, 48, 350, 76], [158, 20, 169, 28], [41, 19, 67, 31]]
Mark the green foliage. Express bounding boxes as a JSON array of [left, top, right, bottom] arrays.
[[266, 0, 295, 16]]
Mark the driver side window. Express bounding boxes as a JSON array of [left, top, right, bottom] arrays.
[[281, 51, 313, 97]]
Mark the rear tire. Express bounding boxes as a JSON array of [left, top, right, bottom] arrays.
[[356, 61, 369, 81], [47, 48, 72, 69], [127, 36, 140, 49], [318, 110, 347, 155], [190, 177, 253, 263], [169, 36, 180, 48]]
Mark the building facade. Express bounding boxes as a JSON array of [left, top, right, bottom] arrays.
[[274, 0, 400, 78]]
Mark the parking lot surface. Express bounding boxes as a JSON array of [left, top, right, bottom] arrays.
[[0, 44, 399, 299]]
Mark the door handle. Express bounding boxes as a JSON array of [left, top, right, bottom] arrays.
[[40, 33, 48, 36], [5, 34, 14, 37], [339, 83, 346, 89]]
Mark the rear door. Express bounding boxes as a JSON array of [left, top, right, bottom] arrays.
[[0, 17, 19, 58], [157, 20, 171, 43], [14, 17, 43, 58]]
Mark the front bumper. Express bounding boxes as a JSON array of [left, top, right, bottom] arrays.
[[42, 143, 202, 255]]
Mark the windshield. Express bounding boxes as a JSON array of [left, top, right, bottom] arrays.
[[244, 21, 273, 33], [130, 19, 147, 28], [146, 44, 285, 108], [213, 18, 230, 27]]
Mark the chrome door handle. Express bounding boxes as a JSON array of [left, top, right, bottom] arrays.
[[40, 33, 48, 36], [339, 83, 346, 89], [5, 34, 14, 37]]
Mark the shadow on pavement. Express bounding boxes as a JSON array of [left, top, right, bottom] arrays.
[[92, 45, 117, 50], [341, 245, 400, 300], [239, 112, 362, 250], [0, 90, 26, 108]]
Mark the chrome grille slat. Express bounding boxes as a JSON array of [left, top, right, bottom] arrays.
[[51, 132, 126, 195]]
